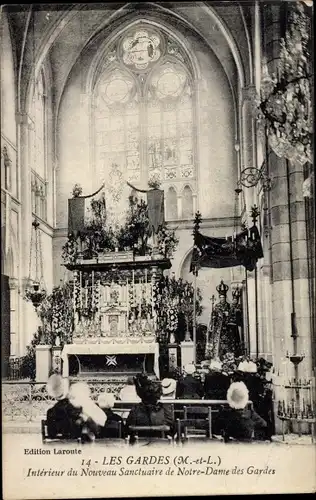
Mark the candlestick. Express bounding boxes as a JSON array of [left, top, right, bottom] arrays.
[[139, 278, 142, 319], [85, 280, 88, 307], [126, 278, 129, 324], [73, 272, 76, 314], [92, 271, 94, 307], [79, 271, 83, 310]]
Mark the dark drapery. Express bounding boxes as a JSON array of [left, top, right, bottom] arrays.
[[147, 188, 165, 233], [190, 226, 263, 273], [68, 197, 86, 238]]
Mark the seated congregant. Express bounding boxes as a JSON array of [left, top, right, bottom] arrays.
[[119, 376, 141, 402], [46, 375, 107, 442], [119, 376, 141, 420], [67, 381, 107, 442], [126, 374, 174, 442], [235, 359, 274, 440], [175, 363, 204, 400], [46, 374, 81, 439], [97, 393, 125, 438], [217, 381, 267, 442], [203, 359, 231, 400], [161, 378, 177, 400]]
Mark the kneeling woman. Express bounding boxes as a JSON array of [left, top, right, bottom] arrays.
[[126, 374, 174, 442], [46, 375, 106, 442]]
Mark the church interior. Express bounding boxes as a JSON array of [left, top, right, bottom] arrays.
[[1, 1, 315, 443]]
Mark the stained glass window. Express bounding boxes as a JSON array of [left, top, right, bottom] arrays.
[[94, 30, 196, 221]]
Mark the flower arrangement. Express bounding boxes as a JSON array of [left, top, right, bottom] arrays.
[[62, 234, 79, 264], [154, 275, 203, 343], [157, 223, 179, 258], [62, 187, 179, 263], [37, 282, 74, 346], [72, 184, 83, 197]]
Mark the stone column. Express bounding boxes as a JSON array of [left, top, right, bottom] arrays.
[[16, 112, 33, 356], [8, 277, 19, 357], [35, 345, 51, 382], [180, 341, 194, 369], [262, 2, 314, 433]]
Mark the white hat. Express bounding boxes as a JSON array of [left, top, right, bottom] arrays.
[[68, 382, 91, 408], [184, 363, 195, 375], [237, 361, 257, 373], [46, 374, 68, 400], [227, 382, 249, 410], [209, 359, 223, 372], [119, 385, 141, 402], [97, 393, 116, 409], [81, 399, 107, 427], [161, 378, 177, 396]]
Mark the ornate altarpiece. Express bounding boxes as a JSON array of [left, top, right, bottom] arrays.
[[63, 253, 171, 381]]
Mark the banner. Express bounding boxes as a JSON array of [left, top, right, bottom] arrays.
[[190, 226, 263, 273], [68, 198, 85, 238], [68, 184, 105, 238], [147, 189, 165, 233]]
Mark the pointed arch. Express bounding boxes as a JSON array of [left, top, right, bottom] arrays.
[[182, 184, 193, 219]]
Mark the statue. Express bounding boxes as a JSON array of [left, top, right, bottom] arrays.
[[205, 280, 242, 360]]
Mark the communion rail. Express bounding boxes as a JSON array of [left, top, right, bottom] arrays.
[[2, 380, 126, 422], [2, 381, 240, 423]]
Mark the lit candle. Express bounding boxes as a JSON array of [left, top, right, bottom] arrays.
[[85, 280, 88, 307]]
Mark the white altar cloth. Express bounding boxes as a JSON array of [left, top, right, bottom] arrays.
[[61, 342, 160, 378]]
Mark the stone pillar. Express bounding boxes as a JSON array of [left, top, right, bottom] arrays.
[[16, 112, 33, 356], [180, 341, 194, 369], [262, 2, 314, 432], [8, 277, 19, 357], [35, 345, 51, 382]]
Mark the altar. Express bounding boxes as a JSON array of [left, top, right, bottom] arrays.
[[62, 342, 160, 379], [62, 251, 171, 382]]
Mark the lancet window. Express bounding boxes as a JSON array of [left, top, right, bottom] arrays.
[[31, 70, 47, 221]]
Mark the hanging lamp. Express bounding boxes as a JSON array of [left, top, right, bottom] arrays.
[[24, 219, 47, 309]]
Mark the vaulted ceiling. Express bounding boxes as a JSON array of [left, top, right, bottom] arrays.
[[6, 2, 254, 115]]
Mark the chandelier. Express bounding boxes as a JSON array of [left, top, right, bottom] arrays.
[[256, 1, 313, 167], [24, 219, 47, 309]]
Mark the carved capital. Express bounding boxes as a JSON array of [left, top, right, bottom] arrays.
[[15, 112, 34, 130], [241, 85, 257, 104]]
